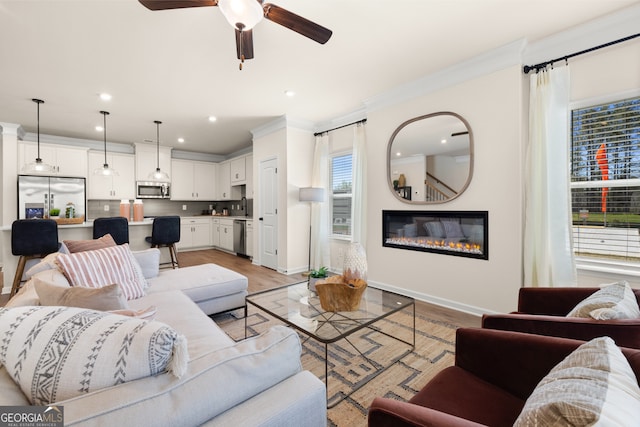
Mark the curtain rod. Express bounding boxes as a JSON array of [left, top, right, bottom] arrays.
[[523, 33, 640, 74], [314, 118, 367, 137]]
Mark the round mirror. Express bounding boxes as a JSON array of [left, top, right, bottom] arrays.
[[387, 112, 473, 204]]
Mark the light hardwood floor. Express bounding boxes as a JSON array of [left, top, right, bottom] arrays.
[[179, 249, 481, 328], [1, 248, 482, 328]]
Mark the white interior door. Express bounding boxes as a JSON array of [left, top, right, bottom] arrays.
[[259, 158, 278, 270]]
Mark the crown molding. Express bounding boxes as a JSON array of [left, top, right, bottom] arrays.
[[0, 122, 25, 139], [251, 115, 315, 139], [363, 39, 526, 114], [22, 132, 134, 154], [523, 3, 640, 67], [314, 106, 367, 134]]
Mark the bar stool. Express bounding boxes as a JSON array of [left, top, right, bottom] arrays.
[[145, 216, 180, 269], [93, 217, 129, 245], [10, 219, 60, 297]]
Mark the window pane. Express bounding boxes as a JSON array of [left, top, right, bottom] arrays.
[[570, 96, 640, 262], [331, 154, 352, 236]]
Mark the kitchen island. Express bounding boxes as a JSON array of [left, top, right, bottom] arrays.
[[0, 219, 154, 295]]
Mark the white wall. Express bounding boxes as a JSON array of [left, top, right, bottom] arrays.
[[366, 65, 524, 315]]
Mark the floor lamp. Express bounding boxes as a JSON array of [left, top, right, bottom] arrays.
[[299, 187, 325, 273]]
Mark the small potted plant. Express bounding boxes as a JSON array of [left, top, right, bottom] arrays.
[[308, 266, 328, 293], [49, 208, 60, 218]]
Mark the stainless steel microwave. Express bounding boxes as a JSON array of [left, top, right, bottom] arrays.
[[136, 181, 170, 199]]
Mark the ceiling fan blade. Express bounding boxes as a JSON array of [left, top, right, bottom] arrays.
[[138, 0, 218, 11], [263, 3, 332, 44], [235, 29, 254, 60]]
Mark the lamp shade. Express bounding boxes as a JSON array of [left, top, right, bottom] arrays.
[[218, 0, 264, 30], [299, 187, 325, 202]]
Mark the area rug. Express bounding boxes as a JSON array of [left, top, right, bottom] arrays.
[[213, 306, 458, 427]]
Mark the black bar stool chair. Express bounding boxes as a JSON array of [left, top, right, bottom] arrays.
[[10, 219, 60, 297], [145, 216, 180, 269], [93, 217, 129, 245]]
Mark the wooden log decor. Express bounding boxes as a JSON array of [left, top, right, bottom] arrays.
[[315, 275, 367, 312]]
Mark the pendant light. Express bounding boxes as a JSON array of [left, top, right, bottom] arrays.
[[148, 120, 169, 181], [93, 111, 118, 176], [22, 98, 55, 173]]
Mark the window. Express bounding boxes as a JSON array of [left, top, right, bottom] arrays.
[[570, 96, 640, 262], [331, 153, 352, 237]]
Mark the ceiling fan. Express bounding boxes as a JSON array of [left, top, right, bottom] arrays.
[[139, 0, 332, 69]]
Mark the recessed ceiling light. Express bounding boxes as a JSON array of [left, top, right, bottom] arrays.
[[441, 139, 447, 144], [99, 93, 112, 101], [178, 138, 185, 143], [208, 116, 217, 123], [95, 126, 104, 132], [396, 152, 401, 156], [285, 90, 296, 97]]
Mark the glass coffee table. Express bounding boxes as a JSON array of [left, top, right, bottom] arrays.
[[246, 281, 415, 408]]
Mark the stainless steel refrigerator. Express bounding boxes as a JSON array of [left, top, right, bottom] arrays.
[[17, 175, 86, 220]]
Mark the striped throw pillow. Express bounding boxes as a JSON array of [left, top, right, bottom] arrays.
[[56, 244, 146, 300], [63, 233, 116, 253]]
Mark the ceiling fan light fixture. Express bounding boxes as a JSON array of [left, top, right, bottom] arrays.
[[218, 0, 263, 30]]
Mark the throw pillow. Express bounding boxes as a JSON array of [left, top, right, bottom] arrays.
[[63, 234, 116, 254], [441, 220, 465, 238], [56, 244, 146, 300], [0, 306, 188, 405], [35, 279, 129, 311], [567, 281, 640, 320], [23, 252, 63, 280], [424, 221, 446, 238], [514, 336, 640, 426]]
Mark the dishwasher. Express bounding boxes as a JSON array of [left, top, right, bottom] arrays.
[[233, 220, 246, 256]]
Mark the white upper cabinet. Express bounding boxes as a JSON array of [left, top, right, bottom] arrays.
[[170, 159, 217, 201], [218, 161, 231, 200], [245, 154, 254, 199], [230, 156, 246, 184], [19, 141, 88, 177], [87, 151, 136, 200], [135, 143, 171, 182]]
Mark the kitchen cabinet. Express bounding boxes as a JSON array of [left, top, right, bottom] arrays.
[[217, 161, 241, 200], [245, 154, 254, 199], [177, 217, 211, 250], [135, 143, 171, 182], [87, 151, 135, 200], [219, 218, 234, 251], [230, 156, 246, 183], [19, 141, 88, 177], [246, 220, 253, 257], [211, 218, 220, 247], [171, 159, 217, 201]]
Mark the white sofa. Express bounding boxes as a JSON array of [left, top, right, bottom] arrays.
[[1, 249, 327, 426]]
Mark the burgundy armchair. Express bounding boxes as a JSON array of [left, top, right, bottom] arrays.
[[367, 328, 640, 427], [482, 287, 640, 348]]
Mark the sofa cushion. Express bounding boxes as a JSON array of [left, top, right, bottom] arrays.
[[56, 244, 147, 300], [513, 336, 640, 426], [63, 233, 116, 253], [35, 279, 129, 311], [0, 305, 188, 406], [131, 248, 161, 279], [567, 281, 640, 320], [59, 325, 301, 426], [5, 269, 72, 308], [146, 263, 247, 302]]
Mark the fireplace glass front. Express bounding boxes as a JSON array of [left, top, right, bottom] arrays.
[[383, 210, 488, 260]]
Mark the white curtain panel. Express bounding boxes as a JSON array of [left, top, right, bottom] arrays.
[[352, 123, 368, 247], [524, 65, 577, 287], [311, 133, 330, 270]]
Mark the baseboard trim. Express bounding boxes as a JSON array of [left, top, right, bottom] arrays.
[[368, 279, 495, 318]]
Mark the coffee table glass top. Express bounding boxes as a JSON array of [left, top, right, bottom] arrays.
[[246, 281, 414, 343]]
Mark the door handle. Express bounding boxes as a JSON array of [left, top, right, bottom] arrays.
[[259, 217, 263, 221]]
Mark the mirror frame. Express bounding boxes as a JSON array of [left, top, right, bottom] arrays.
[[387, 111, 474, 204]]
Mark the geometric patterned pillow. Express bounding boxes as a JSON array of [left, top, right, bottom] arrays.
[[0, 306, 188, 405], [566, 281, 640, 320], [56, 244, 146, 300], [514, 336, 640, 426]]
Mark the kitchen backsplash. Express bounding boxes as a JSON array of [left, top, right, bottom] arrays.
[[87, 199, 253, 220]]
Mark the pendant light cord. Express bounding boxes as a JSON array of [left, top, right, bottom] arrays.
[[32, 98, 44, 160], [154, 120, 162, 170], [100, 111, 109, 166]]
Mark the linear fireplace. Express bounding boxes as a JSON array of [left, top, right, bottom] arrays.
[[382, 210, 488, 260]]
